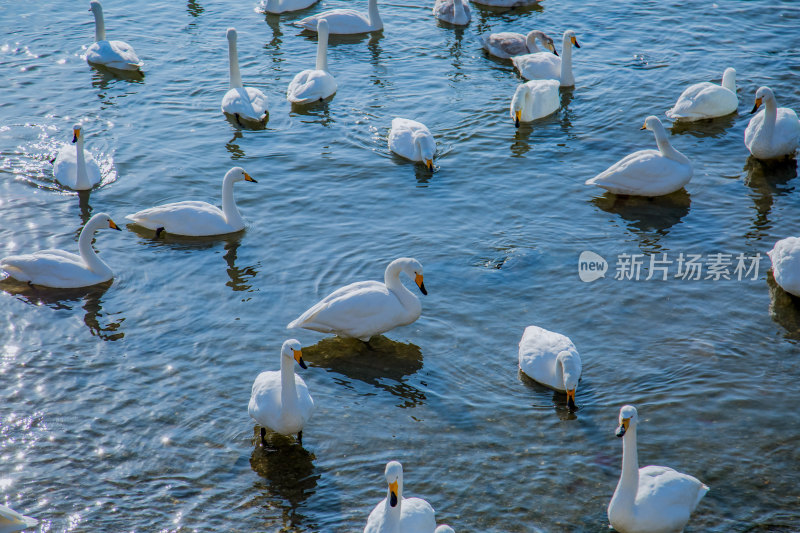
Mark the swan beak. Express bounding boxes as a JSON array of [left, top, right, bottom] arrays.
[[389, 480, 399, 507], [72, 129, 80, 143], [640, 123, 647, 130], [108, 220, 121, 231], [293, 349, 307, 369], [616, 418, 630, 438], [750, 97, 763, 114], [425, 159, 434, 172], [244, 172, 258, 183], [571, 36, 580, 48], [415, 273, 427, 295], [550, 44, 559, 56], [566, 389, 576, 410], [515, 110, 521, 128]]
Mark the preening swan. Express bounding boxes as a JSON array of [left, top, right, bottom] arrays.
[[744, 86, 800, 160], [666, 67, 738, 121], [53, 124, 103, 190], [0, 504, 38, 533], [510, 80, 560, 127], [768, 237, 800, 297], [364, 461, 437, 533], [481, 30, 556, 60], [0, 213, 120, 288], [287, 257, 427, 342], [295, 0, 382, 34], [221, 28, 269, 123], [287, 19, 337, 104], [86, 0, 143, 72], [608, 405, 709, 533], [259, 0, 318, 14], [586, 116, 693, 197], [126, 167, 257, 237], [389, 118, 436, 171], [248, 339, 315, 446], [518, 325, 581, 409], [512, 29, 580, 87], [433, 0, 471, 26]]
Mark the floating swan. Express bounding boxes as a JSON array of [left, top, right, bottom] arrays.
[[586, 116, 692, 197], [287, 20, 337, 104], [510, 80, 560, 127], [248, 339, 314, 446], [0, 504, 38, 533], [481, 30, 556, 60], [86, 0, 143, 72], [471, 0, 540, 7], [364, 461, 436, 533], [433, 0, 471, 26], [53, 124, 103, 191], [0, 213, 120, 288], [259, 0, 318, 14], [389, 118, 436, 171], [221, 28, 269, 123], [744, 86, 800, 160], [518, 325, 581, 409], [295, 0, 382, 34], [608, 405, 709, 533], [512, 29, 580, 86], [768, 237, 800, 297], [666, 67, 738, 121], [288, 257, 427, 342], [126, 167, 257, 237], [435, 527, 455, 533]]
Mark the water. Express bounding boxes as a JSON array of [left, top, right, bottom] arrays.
[[1, 0, 799, 531]]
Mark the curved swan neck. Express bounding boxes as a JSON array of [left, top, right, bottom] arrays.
[[280, 355, 298, 409], [79, 217, 112, 275], [651, 120, 688, 163], [227, 33, 243, 89], [75, 134, 90, 190], [560, 33, 574, 86], [368, 0, 382, 29], [316, 25, 329, 71], [613, 425, 640, 510], [384, 260, 417, 309], [221, 171, 244, 228], [92, 4, 106, 41], [721, 69, 736, 92]]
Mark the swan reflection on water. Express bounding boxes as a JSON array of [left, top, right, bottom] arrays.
[[743, 156, 797, 240], [518, 370, 578, 421]]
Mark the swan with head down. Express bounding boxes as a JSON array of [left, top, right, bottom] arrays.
[[389, 118, 436, 171], [518, 325, 582, 409], [510, 79, 560, 127]]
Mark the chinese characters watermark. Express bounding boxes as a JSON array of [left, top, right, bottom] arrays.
[[579, 251, 762, 282]]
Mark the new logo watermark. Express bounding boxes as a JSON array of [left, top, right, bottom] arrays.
[[578, 251, 608, 282], [578, 251, 762, 282]]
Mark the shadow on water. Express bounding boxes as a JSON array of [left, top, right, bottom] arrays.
[[223, 112, 268, 133], [290, 98, 335, 126], [300, 29, 384, 47], [766, 271, 800, 340], [743, 156, 798, 241], [77, 190, 94, 225], [226, 130, 247, 159], [518, 370, 578, 421], [473, 1, 543, 22], [186, 0, 204, 17], [223, 238, 259, 292], [90, 64, 145, 90], [302, 336, 426, 408], [669, 113, 737, 138]]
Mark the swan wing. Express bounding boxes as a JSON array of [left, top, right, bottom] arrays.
[[586, 150, 691, 196], [296, 9, 375, 33], [0, 504, 38, 530], [86, 40, 142, 70], [633, 465, 708, 530], [364, 498, 390, 533], [667, 82, 737, 120], [126, 201, 236, 236], [222, 87, 269, 121], [1, 250, 105, 288], [774, 108, 800, 153], [482, 33, 526, 59], [512, 53, 560, 81], [769, 237, 800, 296], [389, 118, 431, 161], [248, 370, 283, 429], [53, 145, 102, 189], [287, 70, 337, 104], [399, 497, 436, 532], [518, 325, 578, 389], [260, 0, 318, 13]]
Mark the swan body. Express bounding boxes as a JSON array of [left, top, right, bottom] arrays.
[[586, 116, 692, 196], [470, 0, 539, 7], [126, 167, 257, 236], [288, 257, 427, 342], [86, 1, 143, 72], [259, 0, 318, 14], [0, 213, 120, 288], [512, 30, 580, 86], [768, 237, 800, 297], [295, 0, 382, 34], [510, 80, 560, 127], [435, 527, 455, 533], [744, 86, 800, 160], [481, 30, 556, 60], [666, 68, 738, 121], [433, 0, 471, 25], [608, 405, 708, 533], [518, 325, 581, 409], [389, 118, 436, 171], [53, 124, 103, 190], [248, 339, 314, 439], [221, 28, 269, 123], [287, 19, 337, 104], [364, 461, 436, 533], [0, 504, 38, 533]]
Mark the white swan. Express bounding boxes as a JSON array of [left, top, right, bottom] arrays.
[[0, 504, 38, 533], [287, 20, 337, 104], [53, 124, 103, 191], [471, 0, 539, 7], [295, 0, 382, 34], [259, 0, 318, 14], [518, 325, 581, 409], [0, 213, 120, 288], [126, 167, 257, 237], [482, 30, 556, 60], [364, 461, 436, 533], [389, 118, 436, 171], [768, 237, 800, 297], [248, 339, 314, 446], [221, 28, 269, 123], [435, 527, 455, 533], [608, 405, 709, 533], [288, 257, 427, 342], [586, 116, 692, 196], [510, 80, 560, 127], [744, 86, 800, 160], [666, 67, 738, 121], [433, 0, 471, 26], [86, 0, 143, 72], [512, 30, 580, 87]]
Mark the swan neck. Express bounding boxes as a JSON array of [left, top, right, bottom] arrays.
[[453, 0, 465, 20], [93, 6, 106, 41], [75, 134, 90, 190], [525, 33, 540, 53], [221, 173, 244, 228], [614, 425, 640, 508], [560, 33, 574, 85], [228, 37, 243, 89], [721, 71, 736, 92], [368, 0, 382, 29], [384, 262, 416, 310], [280, 355, 298, 410], [79, 218, 111, 275], [652, 122, 688, 163], [762, 98, 777, 136], [316, 26, 329, 71]]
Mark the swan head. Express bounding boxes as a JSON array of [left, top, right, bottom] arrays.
[[89, 0, 103, 16], [72, 124, 83, 144], [565, 29, 580, 49], [510, 84, 529, 128], [558, 351, 580, 410], [751, 86, 775, 114], [640, 115, 663, 131], [281, 339, 306, 369], [225, 166, 258, 183], [91, 212, 121, 231], [317, 18, 329, 36], [226, 27, 238, 42], [413, 132, 435, 171], [616, 404, 638, 437], [394, 257, 426, 295], [533, 31, 558, 56], [384, 461, 403, 507]]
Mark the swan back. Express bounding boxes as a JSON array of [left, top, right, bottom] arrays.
[[518, 325, 581, 396], [435, 526, 455, 533], [389, 118, 436, 169], [768, 237, 800, 297], [510, 80, 560, 125]]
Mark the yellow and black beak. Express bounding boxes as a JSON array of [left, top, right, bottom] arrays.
[[550, 43, 559, 56], [415, 273, 427, 295], [571, 36, 581, 48], [293, 349, 307, 369], [514, 110, 521, 128], [616, 417, 630, 438], [566, 389, 576, 411], [72, 128, 80, 143], [389, 480, 399, 507], [108, 219, 121, 231], [640, 123, 647, 130], [750, 97, 763, 114], [425, 159, 434, 172], [244, 172, 258, 183]]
